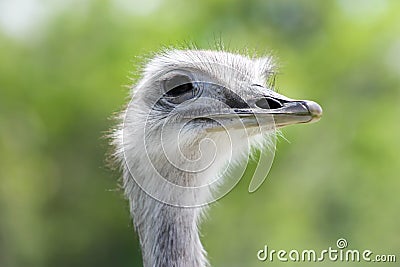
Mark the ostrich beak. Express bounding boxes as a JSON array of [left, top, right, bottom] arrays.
[[236, 98, 322, 128], [200, 91, 322, 131]]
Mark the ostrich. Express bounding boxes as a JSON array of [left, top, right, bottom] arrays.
[[111, 49, 322, 267]]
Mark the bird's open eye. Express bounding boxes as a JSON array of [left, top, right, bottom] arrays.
[[163, 74, 199, 105]]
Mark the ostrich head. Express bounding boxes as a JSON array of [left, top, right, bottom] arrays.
[[112, 49, 322, 267]]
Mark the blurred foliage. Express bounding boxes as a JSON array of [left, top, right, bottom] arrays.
[[0, 0, 399, 266]]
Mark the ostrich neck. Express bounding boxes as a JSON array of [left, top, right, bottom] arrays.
[[124, 169, 209, 267], [138, 197, 206, 267]]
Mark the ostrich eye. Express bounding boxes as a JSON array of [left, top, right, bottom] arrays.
[[166, 82, 194, 97], [163, 74, 198, 104]]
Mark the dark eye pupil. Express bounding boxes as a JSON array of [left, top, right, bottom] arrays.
[[164, 81, 198, 104], [162, 74, 199, 105], [166, 83, 194, 97]]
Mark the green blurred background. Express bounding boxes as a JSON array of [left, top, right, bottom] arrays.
[[1, 0, 399, 266]]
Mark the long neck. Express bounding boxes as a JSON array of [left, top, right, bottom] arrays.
[[120, 128, 226, 266], [123, 171, 209, 267]]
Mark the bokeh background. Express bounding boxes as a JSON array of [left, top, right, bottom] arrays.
[[1, 0, 399, 266]]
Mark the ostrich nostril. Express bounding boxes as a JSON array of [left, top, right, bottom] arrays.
[[255, 97, 283, 110]]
